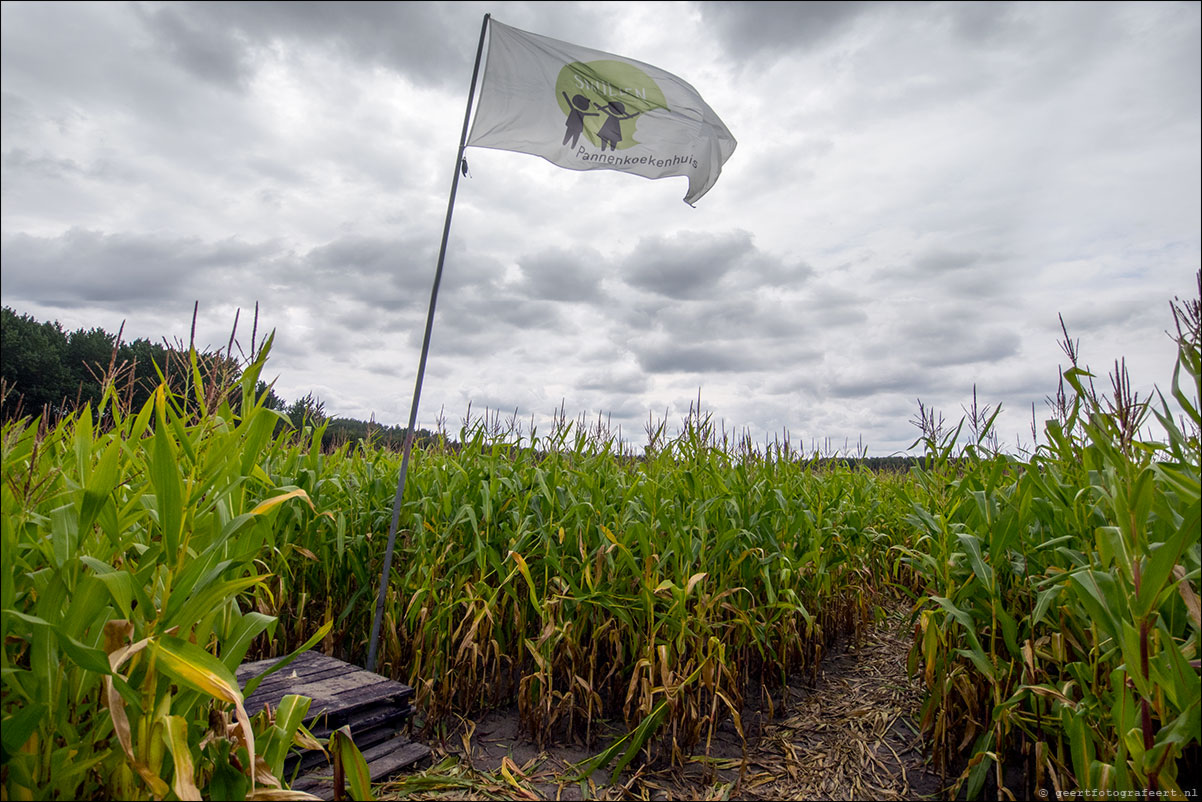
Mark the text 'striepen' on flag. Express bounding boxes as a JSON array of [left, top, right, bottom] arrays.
[[467, 19, 736, 206]]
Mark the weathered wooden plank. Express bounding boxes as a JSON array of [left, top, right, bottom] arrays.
[[290, 706, 414, 774], [240, 672, 351, 707], [240, 660, 347, 692], [245, 672, 390, 713], [307, 704, 413, 740], [235, 650, 425, 793], [237, 653, 414, 718], [358, 739, 432, 778], [290, 737, 431, 800], [256, 673, 409, 716], [237, 650, 341, 679], [287, 775, 325, 794], [237, 653, 359, 702]]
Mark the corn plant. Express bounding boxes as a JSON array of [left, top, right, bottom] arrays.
[[256, 402, 918, 774], [901, 281, 1201, 799], [2, 341, 341, 800]]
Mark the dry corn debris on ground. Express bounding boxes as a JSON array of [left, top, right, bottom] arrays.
[[379, 603, 945, 801]]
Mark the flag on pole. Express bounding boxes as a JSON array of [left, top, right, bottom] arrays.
[[467, 19, 736, 206]]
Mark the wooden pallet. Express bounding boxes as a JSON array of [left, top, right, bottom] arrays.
[[237, 651, 430, 799]]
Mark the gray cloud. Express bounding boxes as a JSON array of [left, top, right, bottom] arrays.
[[619, 229, 808, 300], [914, 329, 1022, 368], [698, 1, 875, 62], [1, 1, 1196, 455], [515, 246, 607, 302], [427, 288, 568, 361], [579, 364, 648, 395], [298, 235, 514, 329], [1058, 294, 1173, 336], [306, 236, 420, 279], [135, 1, 488, 91], [798, 284, 870, 328], [912, 250, 984, 275], [948, 2, 1025, 43], [669, 296, 809, 340], [826, 367, 923, 400], [137, 4, 255, 91], [621, 231, 746, 299], [635, 341, 771, 374], [305, 236, 431, 302], [631, 323, 823, 373], [4, 149, 92, 181], [892, 310, 1023, 368], [1, 228, 277, 305]]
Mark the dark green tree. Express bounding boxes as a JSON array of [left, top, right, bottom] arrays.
[[1, 307, 69, 415], [63, 326, 117, 410], [254, 380, 286, 412], [286, 392, 326, 431], [2, 307, 444, 451]]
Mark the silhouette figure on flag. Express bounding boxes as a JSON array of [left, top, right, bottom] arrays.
[[562, 93, 598, 147], [596, 100, 640, 151]]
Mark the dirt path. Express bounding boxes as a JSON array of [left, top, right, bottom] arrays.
[[380, 604, 946, 800], [734, 609, 945, 801]]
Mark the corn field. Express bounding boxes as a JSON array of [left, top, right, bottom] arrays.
[[2, 280, 1199, 801]]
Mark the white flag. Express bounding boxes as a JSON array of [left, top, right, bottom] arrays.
[[467, 19, 736, 206]]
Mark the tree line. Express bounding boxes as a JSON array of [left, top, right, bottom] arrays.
[[0, 306, 434, 450]]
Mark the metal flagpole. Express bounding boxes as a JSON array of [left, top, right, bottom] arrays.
[[366, 12, 491, 672]]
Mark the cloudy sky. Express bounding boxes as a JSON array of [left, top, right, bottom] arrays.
[[2, 1, 1199, 455]]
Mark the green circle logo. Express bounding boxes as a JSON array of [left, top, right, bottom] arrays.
[[554, 60, 667, 151]]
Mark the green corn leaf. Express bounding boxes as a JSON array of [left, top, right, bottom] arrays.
[[568, 699, 671, 784], [208, 741, 251, 801], [996, 604, 1020, 657], [72, 405, 93, 479], [965, 732, 995, 801], [150, 387, 184, 564], [955, 647, 996, 683], [46, 741, 110, 788], [166, 574, 266, 633], [50, 503, 78, 571], [930, 596, 989, 665], [264, 695, 313, 782], [1161, 623, 1201, 708], [330, 725, 374, 802], [220, 611, 277, 672], [609, 698, 671, 783], [1136, 504, 1200, 617], [79, 439, 122, 538], [242, 620, 332, 698], [62, 572, 114, 639], [154, 635, 243, 705], [957, 533, 994, 591], [1094, 526, 1132, 582], [79, 557, 139, 620], [163, 553, 232, 622], [275, 694, 312, 742], [1119, 621, 1152, 700], [1, 703, 47, 765], [1068, 570, 1121, 644], [1030, 583, 1063, 629], [1066, 711, 1096, 790], [1127, 467, 1157, 541], [161, 714, 202, 801], [5, 609, 112, 675], [57, 627, 112, 675], [1154, 701, 1201, 751]]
